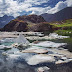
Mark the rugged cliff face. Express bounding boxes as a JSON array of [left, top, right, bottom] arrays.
[[29, 22, 53, 32], [16, 14, 46, 23], [1, 20, 28, 32]]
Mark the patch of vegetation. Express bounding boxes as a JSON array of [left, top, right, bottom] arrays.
[[51, 23, 72, 27], [55, 30, 72, 37], [60, 38, 72, 52], [49, 19, 72, 31]]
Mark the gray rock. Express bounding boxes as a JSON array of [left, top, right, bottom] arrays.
[[37, 66, 50, 72]]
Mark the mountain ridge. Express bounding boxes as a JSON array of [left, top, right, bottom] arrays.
[[41, 7, 72, 22], [0, 15, 14, 28], [0, 15, 53, 32]]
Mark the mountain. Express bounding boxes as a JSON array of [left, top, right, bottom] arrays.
[[0, 15, 14, 28], [41, 7, 72, 22], [16, 14, 46, 23], [0, 15, 53, 32], [1, 20, 28, 32]]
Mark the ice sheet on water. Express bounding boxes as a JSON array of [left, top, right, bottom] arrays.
[[6, 48, 34, 63], [0, 34, 30, 45], [0, 38, 14, 43], [49, 33, 69, 39], [27, 54, 55, 65], [7, 48, 19, 54], [14, 34, 30, 44], [32, 41, 67, 48], [0, 45, 12, 49]]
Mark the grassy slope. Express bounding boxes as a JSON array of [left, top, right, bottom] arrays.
[[50, 19, 72, 52], [49, 19, 72, 36], [50, 19, 72, 28]]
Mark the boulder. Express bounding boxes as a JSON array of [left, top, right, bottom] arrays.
[[37, 66, 50, 72]]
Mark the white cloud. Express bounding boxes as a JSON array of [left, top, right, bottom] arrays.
[[47, 1, 67, 14], [0, 0, 72, 17], [66, 0, 72, 7], [0, 0, 49, 17], [27, 7, 51, 15], [24, 0, 49, 5], [46, 0, 72, 14]]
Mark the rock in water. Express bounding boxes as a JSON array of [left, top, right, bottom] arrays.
[[14, 34, 30, 44], [37, 66, 50, 72]]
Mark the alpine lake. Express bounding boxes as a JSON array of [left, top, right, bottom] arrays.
[[0, 32, 72, 72]]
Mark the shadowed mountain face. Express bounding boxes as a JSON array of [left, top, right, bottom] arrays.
[[2, 20, 28, 32], [0, 15, 14, 28], [41, 7, 72, 22], [16, 14, 46, 23], [1, 15, 53, 32]]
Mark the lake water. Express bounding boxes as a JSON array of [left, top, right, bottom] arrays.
[[0, 38, 72, 72]]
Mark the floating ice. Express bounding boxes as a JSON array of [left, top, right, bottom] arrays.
[[7, 54, 20, 59], [32, 41, 67, 48], [7, 48, 20, 54], [49, 33, 69, 39], [14, 34, 30, 44], [27, 54, 55, 65], [0, 45, 12, 50], [49, 33, 58, 37], [22, 48, 48, 54], [0, 38, 14, 43]]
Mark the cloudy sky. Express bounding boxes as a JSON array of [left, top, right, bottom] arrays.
[[0, 0, 72, 17]]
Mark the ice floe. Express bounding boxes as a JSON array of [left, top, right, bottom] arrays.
[[32, 41, 67, 48], [27, 54, 55, 65], [22, 49, 48, 54], [0, 45, 12, 50], [12, 43, 30, 49], [14, 34, 30, 44], [0, 38, 14, 43], [49, 33, 69, 39], [7, 54, 20, 60]]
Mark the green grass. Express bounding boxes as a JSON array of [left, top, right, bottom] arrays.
[[56, 23, 72, 27], [50, 19, 72, 29], [54, 30, 72, 37], [50, 23, 72, 27]]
